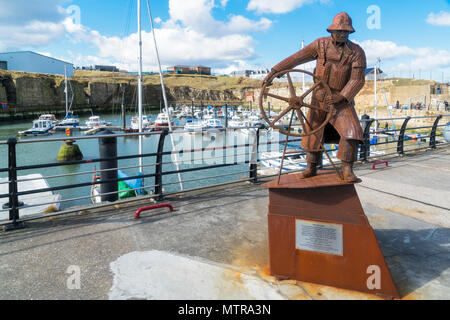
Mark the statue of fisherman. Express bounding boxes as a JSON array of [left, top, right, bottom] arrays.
[[264, 12, 367, 182]]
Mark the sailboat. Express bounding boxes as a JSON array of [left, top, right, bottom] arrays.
[[58, 66, 80, 127]]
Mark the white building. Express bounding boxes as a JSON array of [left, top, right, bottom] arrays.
[[0, 51, 74, 77]]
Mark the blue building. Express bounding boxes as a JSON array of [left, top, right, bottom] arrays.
[[0, 51, 74, 77]]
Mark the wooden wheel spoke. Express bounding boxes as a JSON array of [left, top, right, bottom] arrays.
[[299, 81, 321, 101], [295, 109, 309, 135], [299, 108, 315, 131], [265, 92, 290, 103], [286, 73, 296, 98], [271, 106, 292, 126]]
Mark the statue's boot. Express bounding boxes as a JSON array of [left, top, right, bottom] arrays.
[[341, 161, 358, 182], [299, 161, 318, 179]]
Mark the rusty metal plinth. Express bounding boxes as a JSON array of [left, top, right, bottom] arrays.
[[262, 171, 400, 299]]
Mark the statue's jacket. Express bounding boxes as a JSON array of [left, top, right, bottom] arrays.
[[272, 36, 367, 149]]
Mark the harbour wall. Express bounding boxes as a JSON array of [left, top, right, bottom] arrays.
[[0, 71, 448, 126], [0, 71, 242, 121]]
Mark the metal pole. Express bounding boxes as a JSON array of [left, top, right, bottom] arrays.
[[302, 40, 305, 93], [250, 127, 260, 183], [225, 103, 228, 128], [397, 117, 411, 155], [64, 66, 69, 117], [5, 138, 24, 230], [121, 84, 126, 130], [147, 0, 183, 191], [430, 115, 443, 149], [137, 0, 144, 175], [155, 129, 168, 200], [374, 59, 378, 132]]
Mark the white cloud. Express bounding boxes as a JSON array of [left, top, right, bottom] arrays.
[[356, 40, 415, 65], [356, 39, 450, 71], [426, 11, 450, 26], [72, 25, 257, 72], [225, 15, 272, 33], [166, 0, 272, 36], [0, 0, 66, 23], [407, 48, 450, 71], [247, 0, 323, 14], [63, 0, 272, 72], [0, 21, 66, 52], [0, 0, 69, 51]]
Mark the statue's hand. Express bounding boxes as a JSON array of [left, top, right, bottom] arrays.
[[325, 93, 346, 106]]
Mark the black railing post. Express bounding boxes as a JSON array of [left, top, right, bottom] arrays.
[[397, 116, 411, 155], [429, 115, 443, 149], [155, 129, 168, 200], [98, 130, 118, 202], [225, 103, 228, 128], [360, 115, 374, 162], [5, 138, 24, 230], [249, 127, 261, 182]]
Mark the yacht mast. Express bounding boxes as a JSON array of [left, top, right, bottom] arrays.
[[64, 65, 69, 117], [374, 58, 379, 132], [302, 40, 305, 93], [137, 0, 143, 174], [146, 0, 183, 191]]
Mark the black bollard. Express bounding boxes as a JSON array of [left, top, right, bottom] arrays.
[[98, 130, 118, 202], [360, 114, 372, 162], [225, 103, 228, 128]]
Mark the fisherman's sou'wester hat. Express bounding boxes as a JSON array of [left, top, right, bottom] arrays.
[[327, 12, 355, 34]]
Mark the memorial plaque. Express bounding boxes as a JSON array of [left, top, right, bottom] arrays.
[[295, 219, 343, 256]]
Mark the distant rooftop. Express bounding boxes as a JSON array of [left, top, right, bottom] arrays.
[[0, 51, 73, 66], [365, 67, 384, 75]]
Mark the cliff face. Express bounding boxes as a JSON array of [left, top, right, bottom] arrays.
[[0, 71, 242, 109]]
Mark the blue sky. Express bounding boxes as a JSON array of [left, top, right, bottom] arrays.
[[1, 0, 450, 81]]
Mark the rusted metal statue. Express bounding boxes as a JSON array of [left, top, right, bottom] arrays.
[[261, 12, 367, 182]]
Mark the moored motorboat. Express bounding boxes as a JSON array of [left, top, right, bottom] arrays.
[[130, 115, 151, 131], [19, 119, 54, 136], [184, 120, 203, 133], [228, 115, 245, 128], [153, 113, 174, 130], [202, 118, 224, 133], [85, 116, 111, 128]]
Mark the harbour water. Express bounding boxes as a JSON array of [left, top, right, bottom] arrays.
[[0, 112, 284, 211], [0, 111, 427, 212]]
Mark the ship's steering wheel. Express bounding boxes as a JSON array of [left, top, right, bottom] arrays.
[[259, 69, 334, 138]]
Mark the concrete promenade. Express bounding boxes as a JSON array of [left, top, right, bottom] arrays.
[[0, 147, 448, 300]]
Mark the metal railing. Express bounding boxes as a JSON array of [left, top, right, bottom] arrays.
[[0, 114, 449, 230]]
